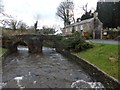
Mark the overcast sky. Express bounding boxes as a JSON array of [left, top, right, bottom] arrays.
[[3, 0, 98, 29]]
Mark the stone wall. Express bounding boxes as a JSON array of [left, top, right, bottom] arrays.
[[2, 35, 62, 53]]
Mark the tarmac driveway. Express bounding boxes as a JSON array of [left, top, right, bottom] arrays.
[[86, 39, 119, 45]]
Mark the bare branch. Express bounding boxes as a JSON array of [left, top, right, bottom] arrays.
[[56, 0, 74, 26]]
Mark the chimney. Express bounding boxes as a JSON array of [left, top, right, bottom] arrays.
[[93, 11, 98, 19]]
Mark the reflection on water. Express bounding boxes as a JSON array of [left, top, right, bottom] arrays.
[[2, 46, 105, 89], [17, 46, 28, 51]]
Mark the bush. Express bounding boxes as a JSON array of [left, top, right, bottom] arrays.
[[107, 30, 120, 39], [60, 32, 93, 52]]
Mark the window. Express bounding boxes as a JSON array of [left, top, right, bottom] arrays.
[[80, 25, 83, 30]]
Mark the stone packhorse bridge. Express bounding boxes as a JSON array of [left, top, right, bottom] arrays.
[[2, 34, 61, 53]]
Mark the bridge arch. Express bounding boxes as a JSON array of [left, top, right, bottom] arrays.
[[12, 40, 30, 52], [2, 34, 62, 53]]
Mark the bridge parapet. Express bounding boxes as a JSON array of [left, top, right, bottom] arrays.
[[2, 34, 62, 53]]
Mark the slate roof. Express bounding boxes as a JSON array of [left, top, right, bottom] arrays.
[[65, 18, 103, 28]]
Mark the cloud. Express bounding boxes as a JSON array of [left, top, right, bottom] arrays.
[[3, 0, 98, 28]]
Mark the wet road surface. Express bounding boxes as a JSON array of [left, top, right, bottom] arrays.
[[86, 39, 119, 45], [1, 47, 104, 89]]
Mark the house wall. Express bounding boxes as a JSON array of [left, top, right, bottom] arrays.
[[63, 26, 73, 35], [75, 25, 80, 32], [94, 19, 103, 39], [63, 18, 103, 39]]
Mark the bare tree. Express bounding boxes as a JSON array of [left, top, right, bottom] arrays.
[[8, 19, 29, 30], [1, 19, 16, 30], [10, 20, 17, 30], [34, 14, 40, 22], [17, 21, 28, 30], [33, 14, 40, 32], [0, 17, 28, 30], [0, 12, 14, 28], [79, 3, 94, 21], [34, 21, 38, 31], [39, 26, 56, 35], [56, 0, 75, 27], [82, 3, 88, 13]]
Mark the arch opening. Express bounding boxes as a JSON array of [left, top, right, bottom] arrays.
[[42, 40, 56, 52], [13, 41, 29, 52]]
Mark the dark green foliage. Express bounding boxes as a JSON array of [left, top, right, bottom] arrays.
[[107, 30, 120, 39], [43, 41, 55, 48], [60, 32, 93, 52], [97, 1, 120, 28]]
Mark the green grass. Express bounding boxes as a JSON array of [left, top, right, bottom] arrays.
[[0, 48, 7, 57], [74, 43, 119, 80]]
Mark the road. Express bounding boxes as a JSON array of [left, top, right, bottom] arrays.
[[86, 39, 119, 45]]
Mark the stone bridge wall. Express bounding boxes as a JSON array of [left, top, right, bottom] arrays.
[[2, 34, 62, 53]]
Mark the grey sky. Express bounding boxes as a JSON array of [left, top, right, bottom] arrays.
[[3, 0, 98, 28]]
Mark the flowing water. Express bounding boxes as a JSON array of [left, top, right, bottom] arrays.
[[1, 46, 104, 89]]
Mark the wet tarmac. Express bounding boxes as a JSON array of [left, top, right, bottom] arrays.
[[1, 47, 104, 89]]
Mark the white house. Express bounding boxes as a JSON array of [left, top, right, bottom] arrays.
[[62, 17, 103, 39]]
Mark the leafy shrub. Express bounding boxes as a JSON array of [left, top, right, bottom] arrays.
[[60, 32, 93, 52], [107, 30, 120, 39]]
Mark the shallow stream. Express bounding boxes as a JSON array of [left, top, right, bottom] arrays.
[[1, 46, 104, 89]]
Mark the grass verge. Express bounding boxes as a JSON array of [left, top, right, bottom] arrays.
[[0, 48, 7, 57], [74, 43, 119, 80]]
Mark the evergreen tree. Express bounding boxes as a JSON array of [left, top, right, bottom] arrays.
[[97, 1, 120, 28]]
